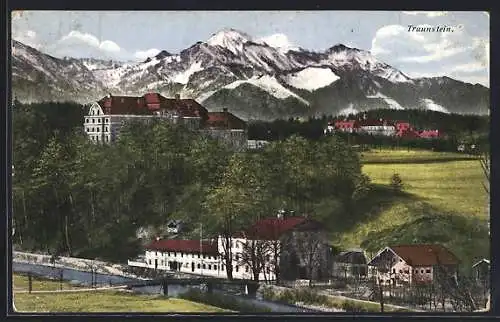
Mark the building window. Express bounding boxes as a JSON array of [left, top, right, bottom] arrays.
[[148, 259, 151, 265], [168, 252, 170, 257], [105, 136, 109, 142], [197, 264, 200, 269], [235, 265, 239, 272], [105, 126, 108, 132], [86, 128, 89, 132], [421, 269, 424, 274], [161, 260, 164, 266], [92, 119, 95, 123], [266, 267, 270, 273], [245, 266, 249, 273], [198, 254, 200, 258], [181, 253, 184, 257], [203, 255, 206, 259], [105, 118, 109, 123], [155, 252, 157, 256], [393, 269, 396, 273], [414, 270, 418, 274], [399, 269, 402, 274], [185, 263, 189, 268], [97, 128, 100, 132], [208, 264, 212, 270], [214, 265, 217, 270], [203, 264, 206, 269], [173, 252, 177, 257], [85, 119, 89, 123], [426, 269, 431, 273]]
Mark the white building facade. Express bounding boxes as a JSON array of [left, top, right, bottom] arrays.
[[129, 236, 277, 281]]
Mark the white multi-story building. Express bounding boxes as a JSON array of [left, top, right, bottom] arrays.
[[84, 93, 208, 143], [129, 216, 329, 281]]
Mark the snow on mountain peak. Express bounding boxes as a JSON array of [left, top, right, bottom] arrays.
[[206, 28, 254, 54], [257, 33, 300, 53]]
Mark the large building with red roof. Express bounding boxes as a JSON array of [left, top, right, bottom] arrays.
[[128, 214, 330, 281], [85, 93, 247, 149]]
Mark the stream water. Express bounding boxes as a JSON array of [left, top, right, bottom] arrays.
[[13, 261, 318, 312]]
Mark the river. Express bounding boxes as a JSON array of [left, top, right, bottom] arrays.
[[12, 262, 318, 313]]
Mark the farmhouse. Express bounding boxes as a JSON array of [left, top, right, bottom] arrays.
[[331, 249, 368, 279], [84, 92, 247, 149], [367, 244, 459, 287], [128, 214, 330, 282], [472, 258, 490, 284], [325, 117, 440, 139], [358, 119, 396, 136]]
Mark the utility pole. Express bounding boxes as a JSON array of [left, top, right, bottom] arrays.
[[200, 223, 203, 277], [378, 278, 385, 313]]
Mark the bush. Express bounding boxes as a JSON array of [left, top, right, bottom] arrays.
[[390, 173, 404, 191], [178, 289, 271, 312], [341, 300, 369, 312]]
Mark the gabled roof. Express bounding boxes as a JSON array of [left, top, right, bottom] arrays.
[[145, 239, 218, 255], [389, 244, 459, 267], [205, 111, 246, 130], [472, 258, 490, 268], [236, 216, 322, 240], [95, 93, 208, 118]]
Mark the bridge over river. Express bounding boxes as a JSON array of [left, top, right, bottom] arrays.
[[123, 276, 259, 297]]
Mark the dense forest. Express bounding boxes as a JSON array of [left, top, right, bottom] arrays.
[[12, 101, 370, 263]]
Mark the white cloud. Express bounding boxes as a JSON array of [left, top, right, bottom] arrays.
[[12, 29, 42, 49], [134, 48, 161, 60], [402, 11, 449, 17], [53, 30, 123, 58], [450, 62, 487, 73], [371, 24, 489, 87]]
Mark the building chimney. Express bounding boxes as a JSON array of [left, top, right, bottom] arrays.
[[222, 108, 228, 113]]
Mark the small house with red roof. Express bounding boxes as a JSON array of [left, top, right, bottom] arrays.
[[367, 244, 459, 287], [419, 129, 440, 139]]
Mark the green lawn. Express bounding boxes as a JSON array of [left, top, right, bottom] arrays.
[[333, 149, 489, 271], [13, 274, 228, 313], [13, 273, 81, 291], [360, 148, 479, 164]]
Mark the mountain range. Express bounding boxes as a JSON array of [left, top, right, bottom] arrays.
[[11, 29, 490, 120]]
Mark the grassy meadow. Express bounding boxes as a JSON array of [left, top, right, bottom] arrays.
[[334, 148, 489, 272], [13, 274, 228, 313]]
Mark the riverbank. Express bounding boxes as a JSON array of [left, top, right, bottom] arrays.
[[13, 251, 143, 280], [261, 285, 420, 312], [13, 273, 228, 313]]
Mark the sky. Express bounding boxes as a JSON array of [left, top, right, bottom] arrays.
[[11, 11, 489, 87]]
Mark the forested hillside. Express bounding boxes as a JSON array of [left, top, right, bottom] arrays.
[[12, 102, 369, 262]]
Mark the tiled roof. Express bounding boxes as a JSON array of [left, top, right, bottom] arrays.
[[205, 111, 246, 130], [96, 93, 208, 119], [145, 239, 218, 254], [390, 244, 459, 267], [239, 216, 320, 240]]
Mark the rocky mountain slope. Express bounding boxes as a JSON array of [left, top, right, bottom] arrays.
[[11, 29, 489, 120]]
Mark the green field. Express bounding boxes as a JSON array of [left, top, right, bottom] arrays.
[[334, 149, 489, 271], [13, 274, 228, 313], [13, 274, 82, 291]]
